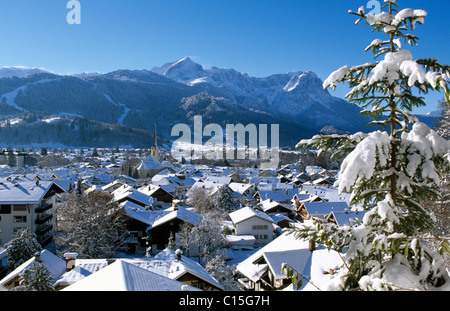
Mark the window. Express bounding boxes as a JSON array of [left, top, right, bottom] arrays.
[[13, 205, 27, 212], [260, 235, 268, 240], [14, 216, 27, 223], [252, 225, 268, 230], [0, 205, 11, 214]]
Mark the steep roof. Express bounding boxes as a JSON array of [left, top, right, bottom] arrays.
[[0, 250, 66, 289], [62, 259, 200, 291], [136, 155, 165, 171]]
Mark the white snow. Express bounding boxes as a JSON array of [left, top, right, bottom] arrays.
[[323, 66, 350, 89]]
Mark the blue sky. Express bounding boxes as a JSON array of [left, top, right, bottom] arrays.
[[0, 0, 448, 114]]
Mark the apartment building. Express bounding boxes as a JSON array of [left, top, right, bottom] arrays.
[[0, 180, 65, 247]]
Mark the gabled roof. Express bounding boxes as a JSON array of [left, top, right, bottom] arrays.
[[261, 249, 311, 279], [147, 207, 204, 230], [237, 227, 342, 290], [258, 199, 294, 213], [61, 260, 200, 291], [327, 210, 366, 227], [229, 206, 274, 225], [136, 155, 165, 171], [0, 250, 66, 289], [236, 231, 309, 283], [302, 201, 349, 217]]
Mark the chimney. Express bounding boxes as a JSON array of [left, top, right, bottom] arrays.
[[175, 249, 183, 261], [106, 258, 116, 265], [64, 253, 78, 272], [34, 251, 42, 263]]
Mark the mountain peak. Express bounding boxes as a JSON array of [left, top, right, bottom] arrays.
[[152, 56, 204, 82]]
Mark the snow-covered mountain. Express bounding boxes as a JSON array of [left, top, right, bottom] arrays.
[[152, 57, 369, 134], [0, 57, 374, 147], [0, 66, 51, 78]]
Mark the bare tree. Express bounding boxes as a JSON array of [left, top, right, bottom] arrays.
[[55, 191, 129, 259], [186, 187, 214, 214]]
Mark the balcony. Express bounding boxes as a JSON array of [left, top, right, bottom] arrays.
[[35, 203, 52, 213], [35, 224, 53, 236], [35, 214, 53, 225]]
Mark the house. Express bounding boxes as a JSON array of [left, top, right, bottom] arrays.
[[135, 155, 166, 179], [56, 249, 221, 291], [152, 173, 196, 200], [0, 180, 65, 247], [61, 259, 201, 291], [139, 184, 175, 204], [229, 206, 275, 245], [296, 201, 350, 221], [148, 248, 224, 291], [236, 228, 342, 291], [146, 206, 204, 256], [257, 199, 295, 218], [112, 185, 154, 209], [119, 201, 167, 254], [0, 250, 66, 290], [228, 182, 256, 204]]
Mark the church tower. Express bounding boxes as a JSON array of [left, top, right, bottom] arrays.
[[150, 123, 160, 161]]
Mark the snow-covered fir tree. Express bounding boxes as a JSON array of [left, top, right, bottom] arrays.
[[12, 262, 55, 291], [5, 228, 42, 271], [291, 0, 450, 291], [212, 185, 238, 212]]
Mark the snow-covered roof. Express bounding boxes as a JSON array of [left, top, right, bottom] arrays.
[[237, 228, 342, 290], [149, 248, 224, 291], [0, 180, 63, 204], [120, 201, 167, 226], [256, 189, 298, 202], [112, 185, 154, 206], [61, 259, 201, 291], [258, 199, 294, 213], [229, 206, 274, 225], [148, 206, 204, 230], [262, 249, 311, 279], [302, 201, 349, 217], [0, 250, 66, 289], [136, 155, 165, 171], [329, 210, 366, 227]]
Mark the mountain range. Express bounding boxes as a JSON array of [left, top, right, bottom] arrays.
[[0, 59, 437, 149]]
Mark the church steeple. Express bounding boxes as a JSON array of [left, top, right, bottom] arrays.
[[151, 122, 159, 161]]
